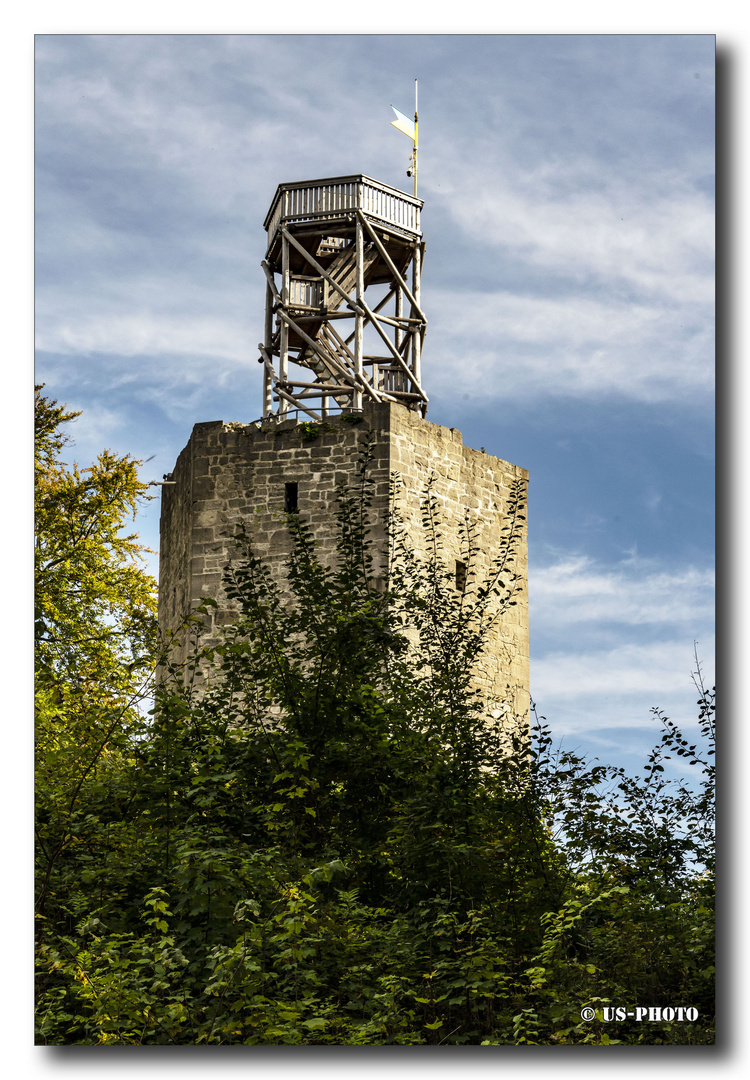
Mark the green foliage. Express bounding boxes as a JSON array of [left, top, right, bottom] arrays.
[[35, 419, 714, 1045], [297, 421, 323, 440], [35, 386, 157, 691], [35, 386, 158, 926]]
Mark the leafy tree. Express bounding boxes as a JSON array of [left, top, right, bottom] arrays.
[[35, 385, 157, 693], [35, 385, 158, 926]]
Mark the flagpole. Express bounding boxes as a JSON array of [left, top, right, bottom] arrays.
[[413, 78, 418, 199], [389, 90, 418, 197]]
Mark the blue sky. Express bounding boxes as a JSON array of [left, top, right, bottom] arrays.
[[33, 32, 715, 778]]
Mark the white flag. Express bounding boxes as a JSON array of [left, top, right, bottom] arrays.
[[390, 105, 416, 142]]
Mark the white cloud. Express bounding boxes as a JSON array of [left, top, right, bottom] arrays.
[[426, 288, 713, 403], [532, 638, 713, 707], [528, 551, 714, 747], [440, 173, 713, 306], [531, 555, 715, 629], [35, 311, 251, 366], [438, 291, 664, 348], [54, 402, 130, 457], [422, 136, 713, 406]]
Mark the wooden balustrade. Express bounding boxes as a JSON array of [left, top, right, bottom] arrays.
[[265, 174, 422, 248], [288, 275, 325, 309]]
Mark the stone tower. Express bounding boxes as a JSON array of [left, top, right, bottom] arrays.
[[158, 175, 529, 719]]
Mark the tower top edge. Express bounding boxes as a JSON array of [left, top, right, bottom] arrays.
[[182, 403, 527, 478], [263, 173, 423, 229]]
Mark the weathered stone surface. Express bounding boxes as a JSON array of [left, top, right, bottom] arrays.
[[158, 402, 529, 718]]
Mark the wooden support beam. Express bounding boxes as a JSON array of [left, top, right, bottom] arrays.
[[411, 240, 424, 388], [378, 390, 423, 399], [263, 283, 274, 417], [322, 326, 385, 402], [360, 297, 428, 402], [273, 388, 322, 421], [285, 382, 356, 393], [292, 386, 398, 404], [322, 320, 355, 363], [276, 310, 355, 386], [370, 312, 422, 331], [279, 235, 290, 413], [354, 216, 364, 410], [289, 312, 355, 323], [342, 286, 398, 348], [261, 260, 281, 301], [357, 210, 426, 322], [258, 344, 277, 379]]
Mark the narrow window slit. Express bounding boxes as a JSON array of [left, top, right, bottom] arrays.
[[455, 560, 467, 593], [284, 482, 298, 513]]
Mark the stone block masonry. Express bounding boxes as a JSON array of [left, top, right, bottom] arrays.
[[158, 401, 529, 719]]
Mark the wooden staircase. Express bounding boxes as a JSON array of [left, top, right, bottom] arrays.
[[296, 241, 379, 399]]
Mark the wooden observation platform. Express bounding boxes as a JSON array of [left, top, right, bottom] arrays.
[[258, 174, 427, 419]]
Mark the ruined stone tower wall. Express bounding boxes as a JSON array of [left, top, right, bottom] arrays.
[[385, 405, 529, 718], [158, 402, 529, 718]]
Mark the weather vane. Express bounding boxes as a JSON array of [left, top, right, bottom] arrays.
[[390, 78, 418, 197]]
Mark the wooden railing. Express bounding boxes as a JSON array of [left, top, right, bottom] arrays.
[[264, 174, 422, 247], [380, 367, 410, 394], [288, 274, 325, 310]]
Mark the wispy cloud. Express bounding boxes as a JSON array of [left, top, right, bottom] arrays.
[[533, 638, 710, 708], [36, 310, 251, 366], [529, 551, 714, 749], [531, 554, 714, 630], [436, 169, 713, 306], [424, 148, 713, 406], [427, 288, 713, 403]]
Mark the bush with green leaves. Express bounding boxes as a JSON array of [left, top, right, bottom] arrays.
[[35, 415, 714, 1045]]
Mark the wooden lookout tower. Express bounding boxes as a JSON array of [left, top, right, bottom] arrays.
[[158, 173, 529, 721], [259, 174, 427, 419]]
